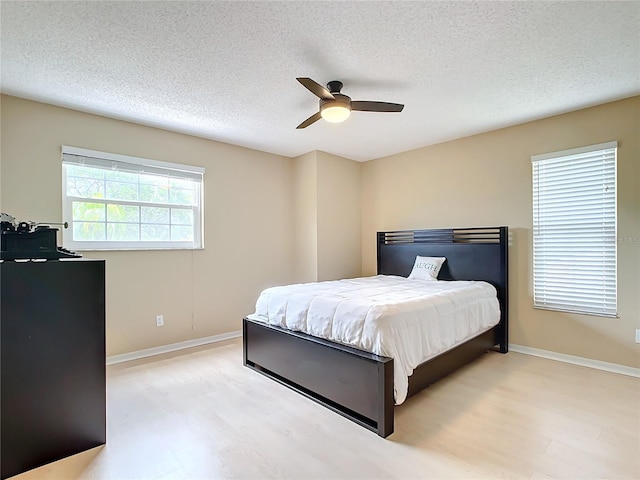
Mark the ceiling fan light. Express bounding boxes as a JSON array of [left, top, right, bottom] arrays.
[[320, 103, 351, 123]]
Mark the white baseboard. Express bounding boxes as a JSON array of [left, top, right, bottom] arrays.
[[106, 330, 242, 365], [510, 344, 640, 378], [106, 335, 639, 376]]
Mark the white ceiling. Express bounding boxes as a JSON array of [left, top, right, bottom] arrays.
[[1, 1, 639, 162]]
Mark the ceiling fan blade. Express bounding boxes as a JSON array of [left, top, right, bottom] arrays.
[[297, 77, 335, 100], [351, 101, 404, 112], [296, 111, 322, 129]]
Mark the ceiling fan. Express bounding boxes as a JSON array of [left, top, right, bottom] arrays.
[[296, 77, 404, 129]]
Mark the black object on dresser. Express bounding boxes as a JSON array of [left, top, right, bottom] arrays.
[[0, 259, 106, 479]]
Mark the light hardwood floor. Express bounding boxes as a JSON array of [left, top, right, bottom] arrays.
[[11, 338, 639, 480]]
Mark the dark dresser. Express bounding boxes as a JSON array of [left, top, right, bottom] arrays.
[[0, 259, 106, 479]]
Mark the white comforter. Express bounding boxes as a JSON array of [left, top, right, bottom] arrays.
[[247, 275, 500, 404]]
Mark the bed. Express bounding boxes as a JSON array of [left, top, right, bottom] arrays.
[[243, 226, 508, 437]]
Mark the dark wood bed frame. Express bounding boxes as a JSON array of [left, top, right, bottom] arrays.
[[243, 226, 508, 438]]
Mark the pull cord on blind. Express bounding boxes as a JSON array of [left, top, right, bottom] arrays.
[[531, 141, 617, 317]]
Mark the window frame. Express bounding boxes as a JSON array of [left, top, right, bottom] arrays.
[[531, 141, 617, 318], [62, 146, 205, 251]]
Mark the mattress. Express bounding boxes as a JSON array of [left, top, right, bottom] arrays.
[[247, 275, 500, 404]]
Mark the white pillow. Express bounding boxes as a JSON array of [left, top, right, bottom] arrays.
[[408, 256, 446, 281]]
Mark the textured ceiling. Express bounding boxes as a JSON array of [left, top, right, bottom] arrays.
[[1, 1, 639, 162]]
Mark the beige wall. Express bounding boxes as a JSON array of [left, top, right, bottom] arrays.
[[292, 150, 362, 283], [292, 151, 318, 282], [316, 151, 362, 281], [3, 93, 637, 368], [0, 95, 295, 356], [361, 96, 640, 368]]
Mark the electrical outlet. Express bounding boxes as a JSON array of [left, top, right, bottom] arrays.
[[636, 329, 640, 344], [156, 315, 164, 327]]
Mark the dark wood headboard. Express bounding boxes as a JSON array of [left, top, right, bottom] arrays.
[[377, 226, 509, 350]]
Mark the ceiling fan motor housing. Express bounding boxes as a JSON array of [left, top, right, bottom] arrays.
[[320, 93, 351, 110], [327, 80, 344, 94]]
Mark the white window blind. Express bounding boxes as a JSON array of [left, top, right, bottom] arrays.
[[62, 146, 205, 251], [531, 141, 617, 317]]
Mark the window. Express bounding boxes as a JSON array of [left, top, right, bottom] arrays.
[[531, 141, 617, 317], [62, 146, 204, 250]]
